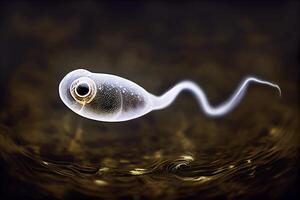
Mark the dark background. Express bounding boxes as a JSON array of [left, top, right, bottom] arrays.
[[0, 1, 299, 200]]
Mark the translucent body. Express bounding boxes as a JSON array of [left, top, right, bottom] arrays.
[[59, 69, 281, 122]]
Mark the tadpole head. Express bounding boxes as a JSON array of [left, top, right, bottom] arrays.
[[59, 69, 122, 121], [59, 69, 94, 112]]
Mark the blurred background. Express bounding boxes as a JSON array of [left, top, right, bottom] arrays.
[[0, 1, 299, 200]]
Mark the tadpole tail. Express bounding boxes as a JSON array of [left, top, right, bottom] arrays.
[[151, 77, 281, 117]]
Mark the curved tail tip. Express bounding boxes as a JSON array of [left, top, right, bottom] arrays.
[[267, 82, 281, 97], [268, 82, 281, 97], [275, 84, 282, 97], [249, 77, 282, 97]]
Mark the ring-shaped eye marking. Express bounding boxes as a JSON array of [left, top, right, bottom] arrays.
[[70, 77, 97, 104], [75, 82, 90, 97]]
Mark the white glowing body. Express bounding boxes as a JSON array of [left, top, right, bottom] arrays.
[[59, 69, 281, 122]]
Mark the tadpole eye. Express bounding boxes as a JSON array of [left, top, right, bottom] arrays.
[[76, 83, 90, 97], [70, 77, 96, 104]]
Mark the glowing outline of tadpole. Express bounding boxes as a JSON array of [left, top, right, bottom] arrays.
[[59, 69, 281, 122]]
